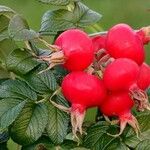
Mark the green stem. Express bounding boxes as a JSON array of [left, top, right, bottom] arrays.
[[89, 31, 107, 37], [35, 95, 50, 104], [35, 98, 47, 104], [89, 30, 139, 37]]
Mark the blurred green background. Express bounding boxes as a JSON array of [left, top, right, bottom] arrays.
[[0, 0, 149, 61], [0, 0, 150, 149]]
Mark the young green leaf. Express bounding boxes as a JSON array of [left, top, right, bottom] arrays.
[[8, 15, 39, 41], [0, 80, 37, 101], [6, 48, 40, 75], [46, 94, 69, 144], [10, 103, 48, 146], [0, 98, 26, 129]]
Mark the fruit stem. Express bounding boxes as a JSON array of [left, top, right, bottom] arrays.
[[49, 88, 70, 113]]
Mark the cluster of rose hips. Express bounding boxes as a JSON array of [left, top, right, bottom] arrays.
[[41, 24, 150, 137]]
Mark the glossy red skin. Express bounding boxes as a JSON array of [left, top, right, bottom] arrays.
[[106, 24, 145, 65], [62, 72, 106, 108], [55, 29, 94, 71], [91, 35, 106, 52], [103, 58, 139, 91], [100, 91, 134, 117], [137, 63, 150, 90]]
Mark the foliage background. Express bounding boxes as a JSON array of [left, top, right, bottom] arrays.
[[0, 0, 150, 149]]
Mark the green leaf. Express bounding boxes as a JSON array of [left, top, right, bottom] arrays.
[[21, 136, 55, 150], [6, 48, 40, 75], [0, 79, 37, 101], [8, 15, 39, 41], [106, 141, 129, 150], [28, 41, 52, 56], [73, 2, 102, 27], [46, 94, 69, 144], [0, 98, 26, 129], [0, 30, 9, 42], [0, 66, 10, 79], [21, 136, 79, 150], [0, 5, 15, 18], [23, 65, 57, 94], [0, 15, 10, 33], [53, 65, 68, 85], [135, 140, 150, 150], [0, 39, 17, 63], [0, 142, 8, 150], [10, 103, 48, 145], [83, 121, 125, 150], [125, 112, 150, 148], [0, 79, 8, 85], [38, 0, 70, 6], [40, 9, 75, 35], [0, 130, 9, 143], [40, 2, 102, 35]]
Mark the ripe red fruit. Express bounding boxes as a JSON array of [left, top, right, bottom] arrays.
[[103, 58, 139, 91], [137, 63, 150, 90], [62, 71, 106, 136], [55, 29, 94, 71], [106, 23, 145, 65], [91, 35, 106, 53], [100, 91, 140, 137]]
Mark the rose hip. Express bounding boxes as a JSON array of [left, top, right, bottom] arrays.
[[62, 71, 106, 136], [100, 91, 140, 137], [106, 23, 145, 65]]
